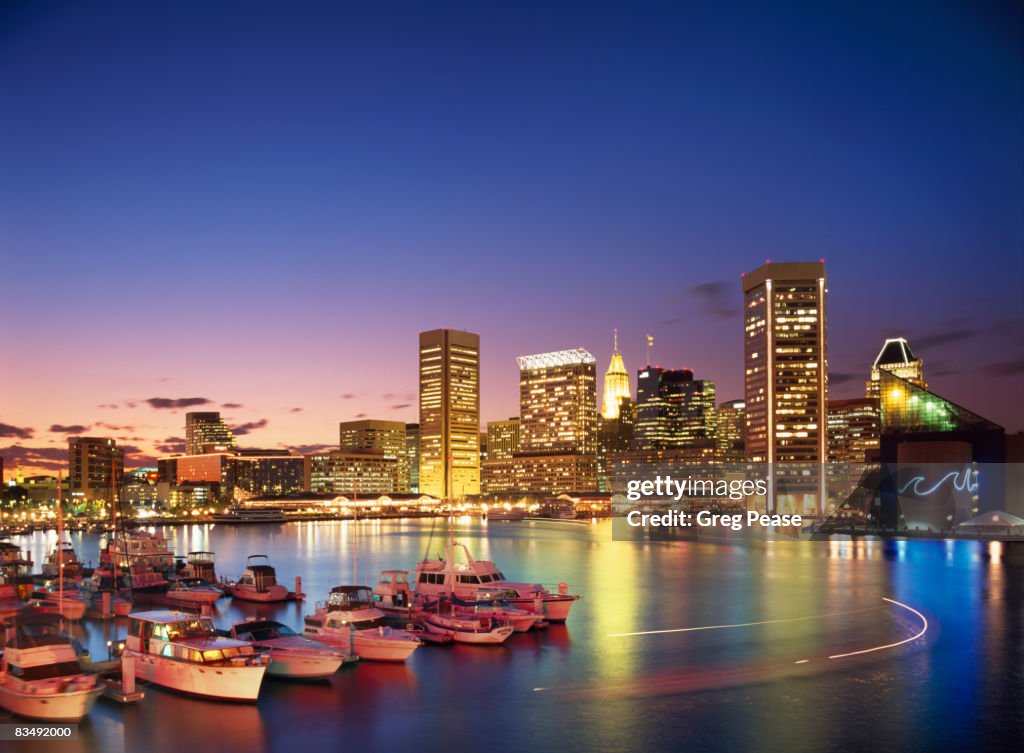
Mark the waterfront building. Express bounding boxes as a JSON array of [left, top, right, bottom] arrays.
[[633, 367, 716, 452], [419, 329, 480, 498], [742, 261, 828, 513], [68, 436, 125, 503], [339, 419, 408, 492], [827, 398, 880, 464], [305, 450, 400, 496], [185, 412, 236, 455], [405, 423, 420, 493], [157, 450, 304, 503], [716, 399, 746, 463], [122, 467, 160, 506], [479, 454, 600, 495], [866, 337, 926, 398], [486, 418, 521, 461]]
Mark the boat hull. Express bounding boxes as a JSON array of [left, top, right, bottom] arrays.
[[0, 681, 102, 722], [509, 595, 577, 622], [224, 584, 290, 603], [421, 617, 515, 645], [165, 590, 222, 605], [125, 651, 267, 701], [264, 650, 345, 679]]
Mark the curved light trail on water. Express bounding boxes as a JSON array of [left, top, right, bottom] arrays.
[[606, 605, 882, 638]]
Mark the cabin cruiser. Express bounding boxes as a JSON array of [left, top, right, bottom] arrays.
[[124, 611, 270, 701], [211, 507, 287, 524], [165, 577, 223, 605], [175, 551, 218, 584], [41, 542, 83, 579], [303, 586, 421, 663], [450, 592, 544, 632], [223, 555, 290, 602], [225, 619, 348, 679], [78, 569, 133, 617], [0, 619, 103, 721], [413, 541, 580, 622], [101, 530, 174, 571]]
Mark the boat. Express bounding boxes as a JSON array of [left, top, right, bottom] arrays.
[[175, 551, 218, 584], [0, 618, 103, 721], [211, 507, 287, 524], [303, 586, 421, 662], [450, 591, 544, 632], [123, 564, 170, 599], [225, 619, 349, 679], [417, 600, 515, 645], [41, 542, 83, 579], [484, 506, 528, 522], [123, 611, 270, 701], [223, 555, 290, 602], [78, 569, 133, 617], [413, 541, 580, 622], [164, 577, 223, 605], [0, 583, 27, 621], [26, 589, 88, 620], [101, 530, 175, 571], [0, 541, 33, 574]]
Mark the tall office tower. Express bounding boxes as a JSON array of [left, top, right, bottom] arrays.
[[479, 432, 488, 464], [419, 329, 480, 498], [486, 418, 521, 461], [405, 423, 420, 493], [716, 399, 746, 463], [598, 398, 635, 491], [185, 412, 236, 455], [339, 419, 408, 492], [742, 261, 827, 512], [68, 437, 125, 502], [601, 330, 631, 420], [633, 367, 717, 451], [866, 337, 926, 398], [827, 398, 880, 464], [518, 349, 598, 455]]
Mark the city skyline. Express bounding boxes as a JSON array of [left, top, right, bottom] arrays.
[[2, 1, 1022, 475]]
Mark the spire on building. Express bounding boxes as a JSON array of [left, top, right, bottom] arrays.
[[601, 329, 632, 420]]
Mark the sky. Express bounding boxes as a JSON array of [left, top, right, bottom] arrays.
[[1, 0, 1022, 476]]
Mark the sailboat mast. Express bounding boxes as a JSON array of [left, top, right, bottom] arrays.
[[352, 480, 358, 585], [57, 469, 63, 614]]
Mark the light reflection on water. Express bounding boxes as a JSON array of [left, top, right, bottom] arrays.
[[8, 521, 1024, 753]]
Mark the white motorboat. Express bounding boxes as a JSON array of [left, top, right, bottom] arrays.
[[413, 541, 580, 622], [26, 590, 88, 621], [0, 621, 102, 721], [165, 577, 223, 605], [450, 592, 544, 632], [226, 619, 348, 679], [124, 611, 270, 701], [223, 555, 290, 602], [303, 586, 421, 663], [418, 600, 515, 645]]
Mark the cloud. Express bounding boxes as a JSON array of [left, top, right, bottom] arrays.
[[97, 403, 120, 410], [341, 394, 356, 400], [912, 329, 974, 350], [96, 422, 136, 433], [390, 403, 411, 410], [231, 419, 269, 436], [984, 357, 1024, 377], [0, 444, 66, 471], [155, 436, 186, 454], [0, 424, 34, 439], [354, 413, 366, 419], [49, 424, 89, 434], [221, 403, 243, 409], [679, 280, 740, 320], [290, 407, 303, 413], [828, 372, 857, 386], [145, 397, 211, 410], [289, 443, 335, 455], [382, 393, 397, 400]]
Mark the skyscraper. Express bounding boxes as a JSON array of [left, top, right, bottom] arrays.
[[486, 418, 521, 461], [716, 399, 746, 463], [742, 261, 827, 513], [339, 419, 408, 492], [185, 412, 236, 455], [405, 423, 420, 493], [866, 337, 926, 398], [518, 349, 598, 455], [601, 330, 631, 420], [418, 329, 480, 498], [633, 367, 716, 451], [68, 436, 125, 502]]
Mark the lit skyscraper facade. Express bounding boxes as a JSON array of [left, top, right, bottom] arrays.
[[716, 399, 746, 463], [866, 337, 926, 398], [743, 261, 827, 512], [405, 423, 420, 493], [600, 330, 631, 420], [827, 398, 880, 464], [68, 436, 125, 502], [486, 418, 521, 461], [418, 329, 480, 498], [339, 419, 408, 492], [185, 412, 236, 455], [633, 367, 716, 451], [518, 349, 598, 455]]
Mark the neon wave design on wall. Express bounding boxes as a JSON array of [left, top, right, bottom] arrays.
[[899, 465, 978, 497]]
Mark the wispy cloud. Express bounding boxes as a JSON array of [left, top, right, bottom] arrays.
[[145, 397, 212, 410], [0, 424, 34, 439], [231, 419, 269, 436], [49, 424, 89, 434]]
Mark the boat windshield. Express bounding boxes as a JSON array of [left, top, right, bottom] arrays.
[[328, 587, 374, 609], [237, 622, 296, 640], [7, 661, 83, 681], [158, 618, 216, 639]]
